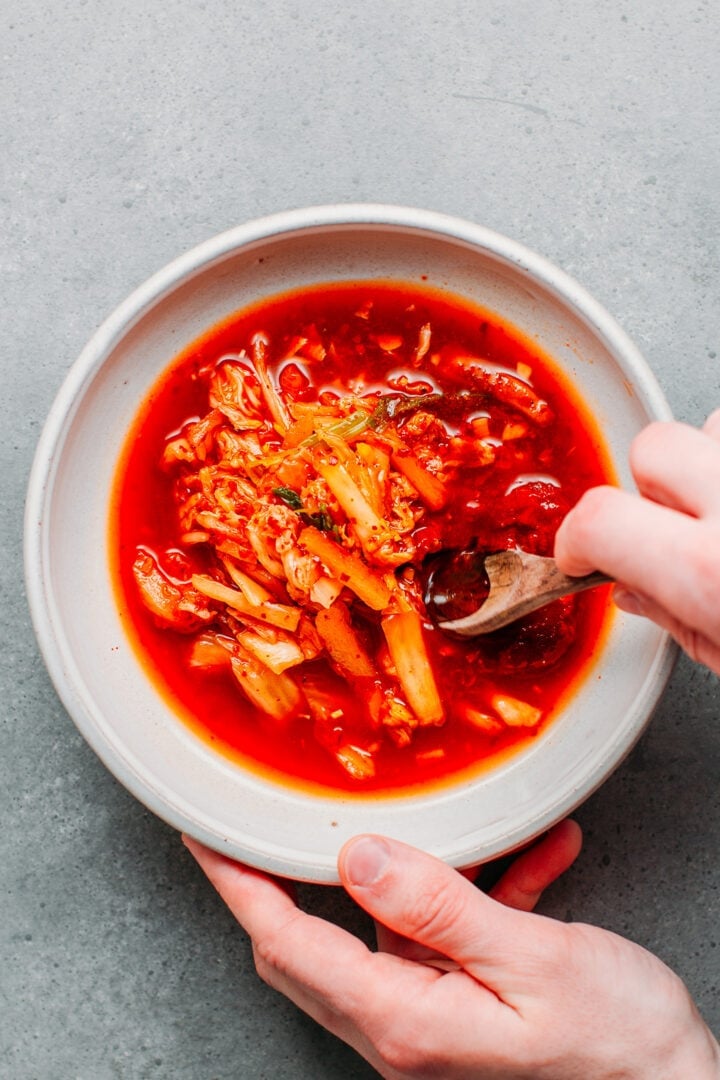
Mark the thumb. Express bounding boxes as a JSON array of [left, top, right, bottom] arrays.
[[338, 835, 559, 992]]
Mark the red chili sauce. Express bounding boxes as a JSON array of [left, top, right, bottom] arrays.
[[110, 282, 614, 794]]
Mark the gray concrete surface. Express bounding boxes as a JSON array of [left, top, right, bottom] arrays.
[[2, 1, 719, 1076]]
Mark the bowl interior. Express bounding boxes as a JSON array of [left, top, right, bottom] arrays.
[[27, 211, 674, 881]]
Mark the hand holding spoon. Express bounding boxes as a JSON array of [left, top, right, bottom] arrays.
[[424, 548, 612, 637]]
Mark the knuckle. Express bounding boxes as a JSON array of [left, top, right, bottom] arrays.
[[510, 919, 579, 990], [373, 1016, 443, 1077], [536, 922, 577, 973], [399, 873, 472, 948], [560, 486, 616, 549], [253, 929, 283, 972], [573, 484, 617, 523], [629, 420, 669, 477], [251, 937, 283, 988], [250, 912, 303, 986], [630, 423, 684, 499], [374, 1033, 422, 1075]]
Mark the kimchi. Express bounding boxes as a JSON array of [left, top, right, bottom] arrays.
[[112, 283, 613, 791]]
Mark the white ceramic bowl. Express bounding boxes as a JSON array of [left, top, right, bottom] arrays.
[[25, 204, 676, 882]]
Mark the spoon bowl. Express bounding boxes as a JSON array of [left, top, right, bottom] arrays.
[[426, 548, 612, 636]]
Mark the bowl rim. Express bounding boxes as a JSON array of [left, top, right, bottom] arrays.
[[24, 203, 677, 879]]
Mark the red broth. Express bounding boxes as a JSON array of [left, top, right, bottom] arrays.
[[110, 282, 614, 794]]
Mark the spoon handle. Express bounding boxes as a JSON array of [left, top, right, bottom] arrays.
[[437, 550, 613, 637]]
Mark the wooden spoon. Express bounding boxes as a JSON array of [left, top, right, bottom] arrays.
[[425, 548, 612, 637]]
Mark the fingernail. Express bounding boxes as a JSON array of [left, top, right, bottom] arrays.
[[343, 836, 391, 886]]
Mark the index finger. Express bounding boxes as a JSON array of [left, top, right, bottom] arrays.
[[182, 836, 442, 1034], [628, 420, 720, 518], [554, 486, 720, 639]]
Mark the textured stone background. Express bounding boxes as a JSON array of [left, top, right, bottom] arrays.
[[2, 1, 719, 1076]]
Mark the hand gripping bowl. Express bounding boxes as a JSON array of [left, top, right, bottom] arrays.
[[24, 205, 676, 882]]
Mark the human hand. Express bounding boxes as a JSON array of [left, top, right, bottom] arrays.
[[183, 827, 719, 1079], [555, 408, 720, 675]]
